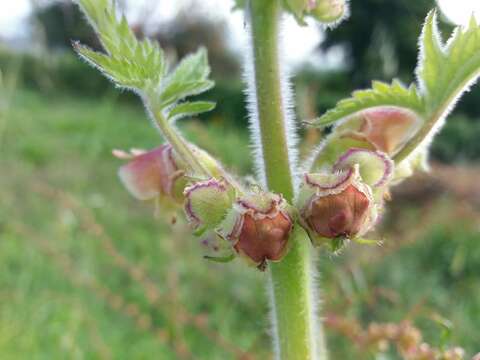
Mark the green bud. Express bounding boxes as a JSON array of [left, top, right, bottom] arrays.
[[184, 178, 235, 231], [307, 0, 348, 25]]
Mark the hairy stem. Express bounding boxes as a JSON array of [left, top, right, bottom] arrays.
[[143, 92, 210, 176], [249, 1, 326, 359]]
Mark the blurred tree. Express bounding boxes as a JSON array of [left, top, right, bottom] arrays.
[[151, 16, 240, 79], [320, 0, 437, 86], [34, 2, 99, 50]]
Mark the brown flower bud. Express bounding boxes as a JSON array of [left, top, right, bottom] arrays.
[[217, 192, 293, 270], [297, 166, 377, 245]]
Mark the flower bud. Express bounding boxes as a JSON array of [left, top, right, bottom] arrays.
[[184, 178, 235, 231], [117, 144, 186, 202], [333, 148, 394, 188], [282, 0, 310, 23], [340, 107, 421, 155], [297, 166, 377, 245], [217, 192, 293, 270], [307, 0, 347, 25]]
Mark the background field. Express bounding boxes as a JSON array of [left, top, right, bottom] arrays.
[[1, 0, 480, 359]]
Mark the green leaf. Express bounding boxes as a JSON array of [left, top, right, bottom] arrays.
[[309, 80, 425, 127], [74, 0, 165, 90], [74, 42, 152, 89], [417, 10, 480, 114], [160, 80, 214, 108], [392, 10, 480, 163], [165, 48, 211, 86], [168, 101, 216, 121], [330, 237, 347, 253], [74, 0, 215, 121], [159, 48, 214, 106]]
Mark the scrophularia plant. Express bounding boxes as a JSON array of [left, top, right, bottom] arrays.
[[74, 0, 480, 358]]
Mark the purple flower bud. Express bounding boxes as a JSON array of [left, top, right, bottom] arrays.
[[298, 167, 377, 244], [333, 148, 394, 188], [218, 193, 293, 270], [344, 107, 420, 155], [117, 144, 186, 202]]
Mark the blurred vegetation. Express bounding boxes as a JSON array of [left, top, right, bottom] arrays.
[[0, 86, 479, 359], [0, 1, 480, 358]]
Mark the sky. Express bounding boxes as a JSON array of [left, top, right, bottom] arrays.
[[0, 0, 479, 67], [0, 0, 323, 67]]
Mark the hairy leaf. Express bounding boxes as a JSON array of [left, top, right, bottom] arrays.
[[309, 80, 425, 127], [75, 0, 165, 90], [417, 10, 480, 114], [74, 0, 215, 119], [392, 10, 480, 162]]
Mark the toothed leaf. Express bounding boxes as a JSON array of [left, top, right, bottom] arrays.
[[74, 0, 214, 117], [74, 0, 165, 90], [160, 80, 214, 108], [417, 10, 480, 114], [310, 80, 425, 127]]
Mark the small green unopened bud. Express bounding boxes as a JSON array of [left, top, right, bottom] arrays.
[[184, 178, 235, 231], [217, 192, 293, 270], [307, 0, 347, 25]]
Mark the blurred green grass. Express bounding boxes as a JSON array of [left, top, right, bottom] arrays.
[[0, 88, 479, 359]]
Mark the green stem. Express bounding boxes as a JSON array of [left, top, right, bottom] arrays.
[[393, 108, 440, 163], [249, 1, 326, 359], [144, 93, 210, 176]]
